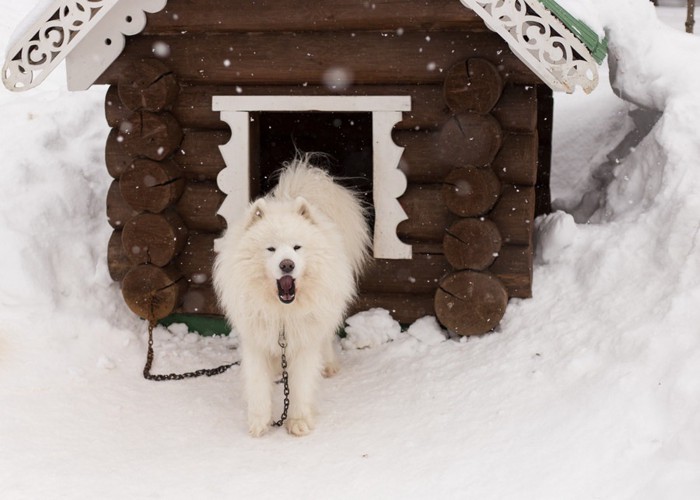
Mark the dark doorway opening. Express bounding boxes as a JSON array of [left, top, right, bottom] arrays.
[[254, 112, 374, 220]]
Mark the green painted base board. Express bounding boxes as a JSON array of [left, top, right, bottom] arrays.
[[159, 314, 231, 336]]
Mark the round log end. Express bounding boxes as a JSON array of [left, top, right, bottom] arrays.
[[121, 264, 186, 320], [121, 111, 183, 161], [119, 158, 184, 213], [443, 58, 504, 114], [442, 166, 502, 217], [443, 218, 502, 270], [118, 58, 179, 113], [122, 211, 188, 267], [107, 230, 131, 282], [434, 271, 508, 336], [438, 113, 502, 167]]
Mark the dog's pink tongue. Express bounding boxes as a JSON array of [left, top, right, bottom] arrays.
[[278, 275, 295, 302], [279, 275, 294, 293]]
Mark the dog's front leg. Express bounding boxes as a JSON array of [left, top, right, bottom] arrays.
[[285, 346, 322, 436], [242, 345, 275, 437]]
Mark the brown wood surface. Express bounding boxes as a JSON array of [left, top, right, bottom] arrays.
[[396, 114, 503, 182], [118, 58, 179, 113], [359, 254, 450, 294], [121, 210, 189, 266], [119, 111, 183, 161], [173, 130, 230, 180], [105, 128, 136, 179], [398, 184, 453, 242], [107, 230, 131, 282], [442, 166, 502, 217], [98, 31, 535, 86], [108, 85, 451, 132], [144, 0, 485, 34], [489, 185, 536, 246], [119, 158, 184, 213], [489, 244, 532, 298], [443, 218, 502, 271], [491, 132, 539, 186], [122, 264, 187, 320], [176, 182, 227, 233], [176, 233, 217, 286], [111, 119, 509, 185], [491, 85, 538, 132], [434, 270, 508, 335], [107, 84, 538, 134], [349, 292, 437, 324], [106, 180, 140, 229], [443, 58, 503, 115]]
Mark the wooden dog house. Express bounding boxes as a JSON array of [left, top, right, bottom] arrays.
[[3, 0, 605, 335]]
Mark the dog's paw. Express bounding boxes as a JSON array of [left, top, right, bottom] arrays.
[[322, 361, 340, 378], [286, 417, 314, 437], [248, 417, 270, 438]]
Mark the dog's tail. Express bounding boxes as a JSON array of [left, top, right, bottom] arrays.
[[273, 153, 371, 279]]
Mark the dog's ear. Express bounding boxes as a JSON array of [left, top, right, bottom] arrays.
[[294, 196, 316, 224], [244, 198, 266, 229]]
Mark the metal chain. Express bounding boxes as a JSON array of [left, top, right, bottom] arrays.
[[143, 321, 290, 429], [272, 329, 290, 427], [143, 320, 239, 381]]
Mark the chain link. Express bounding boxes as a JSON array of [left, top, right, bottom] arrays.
[[272, 329, 290, 427], [143, 320, 239, 381]]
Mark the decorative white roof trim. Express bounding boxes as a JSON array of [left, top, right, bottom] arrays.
[[459, 0, 598, 94], [2, 0, 167, 92], [213, 95, 412, 260]]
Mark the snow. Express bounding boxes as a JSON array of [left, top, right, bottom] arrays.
[[2, 1, 700, 499]]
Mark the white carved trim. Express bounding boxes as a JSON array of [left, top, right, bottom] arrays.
[[459, 0, 599, 94], [214, 95, 412, 260], [2, 0, 167, 92]]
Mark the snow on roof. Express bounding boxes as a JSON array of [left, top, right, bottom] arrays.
[[2, 0, 601, 93]]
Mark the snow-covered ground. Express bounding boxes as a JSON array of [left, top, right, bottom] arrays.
[[2, 1, 700, 498]]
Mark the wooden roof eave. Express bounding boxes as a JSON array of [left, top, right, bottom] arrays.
[[459, 0, 600, 94], [2, 0, 167, 92]]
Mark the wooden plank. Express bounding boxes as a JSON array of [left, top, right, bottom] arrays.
[[144, 0, 485, 34], [491, 132, 539, 186], [174, 130, 230, 180], [175, 182, 226, 232], [359, 254, 450, 294], [489, 244, 533, 298], [491, 84, 538, 132], [489, 185, 536, 246], [108, 84, 538, 133], [98, 31, 535, 86], [398, 184, 453, 242], [349, 292, 437, 325]]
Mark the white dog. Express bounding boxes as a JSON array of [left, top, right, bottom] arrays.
[[213, 156, 370, 436]]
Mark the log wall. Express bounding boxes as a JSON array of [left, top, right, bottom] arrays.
[[104, 7, 548, 333]]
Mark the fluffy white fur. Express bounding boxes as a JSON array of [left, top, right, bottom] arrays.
[[213, 156, 370, 437]]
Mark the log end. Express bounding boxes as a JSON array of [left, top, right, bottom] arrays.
[[434, 270, 508, 336]]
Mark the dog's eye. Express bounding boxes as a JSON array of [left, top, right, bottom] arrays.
[[266, 247, 276, 252], [293, 245, 302, 251]]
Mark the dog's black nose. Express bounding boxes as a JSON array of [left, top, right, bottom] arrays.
[[279, 259, 295, 274]]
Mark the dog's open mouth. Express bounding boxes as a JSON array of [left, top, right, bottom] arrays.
[[277, 275, 296, 304]]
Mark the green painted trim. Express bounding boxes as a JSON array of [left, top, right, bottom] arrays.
[[158, 314, 410, 338], [538, 0, 608, 64], [159, 314, 231, 336]]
